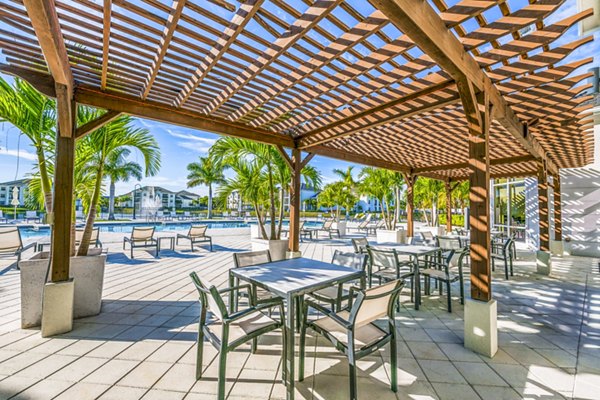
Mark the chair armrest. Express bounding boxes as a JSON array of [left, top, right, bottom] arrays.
[[225, 300, 280, 323], [305, 299, 352, 329], [21, 242, 37, 253], [218, 284, 252, 297]]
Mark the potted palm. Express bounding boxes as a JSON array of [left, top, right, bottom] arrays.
[[210, 138, 320, 260], [186, 156, 225, 219], [317, 182, 356, 236], [359, 168, 407, 244]]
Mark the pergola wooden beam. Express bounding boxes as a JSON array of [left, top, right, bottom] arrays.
[[174, 0, 264, 108], [100, 0, 111, 90], [141, 0, 187, 99], [0, 64, 56, 98], [413, 155, 536, 173], [297, 80, 459, 149], [22, 0, 73, 88], [74, 86, 294, 147], [74, 110, 122, 140], [371, 0, 558, 176], [308, 145, 411, 173]]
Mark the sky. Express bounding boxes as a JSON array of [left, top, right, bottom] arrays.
[[0, 0, 598, 197]]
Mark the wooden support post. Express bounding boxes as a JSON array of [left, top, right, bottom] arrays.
[[404, 174, 416, 238], [458, 79, 492, 302], [445, 180, 453, 233], [288, 148, 302, 254], [50, 83, 75, 282], [538, 164, 550, 252], [553, 174, 562, 242]]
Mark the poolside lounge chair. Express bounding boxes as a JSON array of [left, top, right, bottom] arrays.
[[0, 226, 37, 267], [189, 272, 283, 400], [176, 225, 212, 252], [355, 214, 372, 234], [76, 227, 102, 248], [300, 279, 405, 399], [25, 211, 40, 223], [281, 221, 314, 241], [123, 226, 158, 259], [316, 219, 340, 239]]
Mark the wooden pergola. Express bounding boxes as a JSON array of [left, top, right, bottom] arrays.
[[0, 0, 594, 373]]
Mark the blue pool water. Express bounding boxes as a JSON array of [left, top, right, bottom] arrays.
[[16, 220, 323, 238]]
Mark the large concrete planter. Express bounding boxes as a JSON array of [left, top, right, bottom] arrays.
[[251, 238, 289, 261], [376, 229, 407, 244], [19, 252, 106, 329], [334, 221, 347, 237]]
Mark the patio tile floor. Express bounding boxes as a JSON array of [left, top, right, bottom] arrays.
[[0, 229, 598, 399]]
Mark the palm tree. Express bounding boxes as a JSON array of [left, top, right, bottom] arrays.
[[0, 78, 56, 213], [332, 166, 357, 218], [318, 181, 357, 221], [104, 148, 143, 220], [76, 109, 160, 256], [414, 177, 444, 226], [358, 168, 395, 229], [186, 156, 225, 219]]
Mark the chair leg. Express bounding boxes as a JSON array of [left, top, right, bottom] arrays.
[[504, 258, 509, 280], [491, 258, 495, 271], [459, 276, 464, 305], [299, 318, 307, 382], [446, 280, 452, 313], [390, 327, 398, 393], [217, 343, 228, 400], [348, 349, 358, 400], [509, 257, 514, 276], [196, 323, 204, 379]]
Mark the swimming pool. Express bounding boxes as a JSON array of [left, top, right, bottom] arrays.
[[16, 220, 322, 238]]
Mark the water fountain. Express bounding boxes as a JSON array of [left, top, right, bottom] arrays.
[[140, 187, 162, 221]]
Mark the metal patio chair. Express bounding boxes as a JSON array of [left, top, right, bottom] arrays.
[[420, 249, 467, 312], [176, 224, 213, 252], [299, 279, 405, 400], [307, 250, 368, 312], [123, 226, 158, 259], [0, 226, 37, 268], [189, 272, 284, 400], [231, 250, 283, 312], [491, 237, 515, 279], [317, 219, 341, 238], [351, 237, 369, 254]]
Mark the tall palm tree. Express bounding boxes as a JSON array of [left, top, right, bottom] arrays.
[[76, 109, 160, 256], [186, 156, 225, 219], [332, 166, 356, 218], [358, 167, 396, 229], [414, 177, 444, 226], [0, 77, 55, 213], [104, 148, 143, 220]]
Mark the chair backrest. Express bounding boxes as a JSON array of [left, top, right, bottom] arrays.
[[26, 210, 37, 218], [131, 226, 155, 241], [437, 236, 462, 250], [376, 220, 385, 228], [420, 231, 434, 241], [233, 250, 272, 268], [367, 247, 398, 272], [322, 220, 333, 229], [502, 237, 515, 256], [298, 221, 305, 230], [332, 250, 367, 271], [0, 227, 23, 253], [189, 272, 228, 320], [189, 225, 208, 237], [75, 227, 99, 243], [351, 237, 369, 253], [349, 279, 404, 327]]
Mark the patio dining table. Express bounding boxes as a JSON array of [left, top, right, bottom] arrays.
[[372, 243, 441, 311], [229, 257, 365, 400]]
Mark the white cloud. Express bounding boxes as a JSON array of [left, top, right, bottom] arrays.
[[167, 130, 217, 153], [0, 148, 37, 161]]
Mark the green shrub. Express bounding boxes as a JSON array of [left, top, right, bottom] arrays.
[[438, 214, 465, 227]]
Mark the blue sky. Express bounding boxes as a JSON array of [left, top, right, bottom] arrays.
[[0, 0, 597, 196]]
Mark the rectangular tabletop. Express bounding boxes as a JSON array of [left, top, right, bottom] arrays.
[[230, 257, 364, 298]]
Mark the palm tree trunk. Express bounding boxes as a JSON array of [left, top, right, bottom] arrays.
[[276, 188, 284, 240], [77, 164, 104, 256], [254, 202, 268, 239], [37, 148, 53, 214], [108, 179, 116, 220], [267, 165, 276, 239], [393, 186, 400, 230], [208, 183, 213, 219]]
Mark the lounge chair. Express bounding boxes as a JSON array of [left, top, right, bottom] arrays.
[[316, 219, 340, 239], [189, 272, 283, 400], [176, 225, 212, 252], [0, 226, 37, 267], [300, 279, 405, 399], [281, 221, 314, 241], [355, 214, 372, 234], [76, 227, 102, 248], [25, 211, 40, 223], [123, 226, 158, 259]]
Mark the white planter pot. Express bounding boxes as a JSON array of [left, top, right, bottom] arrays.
[[251, 238, 289, 261], [19, 252, 106, 328], [376, 229, 407, 244], [334, 221, 347, 237], [250, 223, 272, 239]]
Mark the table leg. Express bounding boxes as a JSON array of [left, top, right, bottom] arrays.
[[413, 256, 420, 311], [284, 292, 296, 400]]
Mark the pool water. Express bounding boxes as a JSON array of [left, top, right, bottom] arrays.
[[16, 220, 323, 239]]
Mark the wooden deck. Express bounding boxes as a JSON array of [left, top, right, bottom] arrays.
[[0, 230, 599, 399]]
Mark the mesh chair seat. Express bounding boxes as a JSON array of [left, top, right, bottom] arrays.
[[206, 310, 280, 345], [420, 268, 459, 282], [313, 310, 386, 349], [311, 285, 349, 301]]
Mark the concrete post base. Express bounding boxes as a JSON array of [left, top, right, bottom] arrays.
[[536, 250, 552, 275], [41, 279, 74, 337], [464, 298, 498, 358], [550, 240, 564, 257], [286, 251, 302, 259]]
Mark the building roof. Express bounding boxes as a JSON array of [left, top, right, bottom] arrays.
[[0, 0, 595, 179], [0, 178, 30, 187]]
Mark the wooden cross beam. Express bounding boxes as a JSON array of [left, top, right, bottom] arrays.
[[75, 110, 122, 140], [413, 155, 536, 173], [371, 0, 558, 176], [101, 0, 111, 90]]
